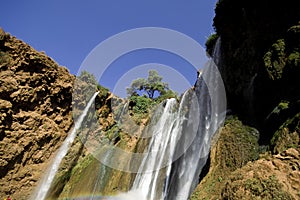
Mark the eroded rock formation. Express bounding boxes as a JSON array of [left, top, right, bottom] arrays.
[[0, 28, 74, 199]]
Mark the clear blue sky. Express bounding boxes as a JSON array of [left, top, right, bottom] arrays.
[[0, 0, 217, 97]]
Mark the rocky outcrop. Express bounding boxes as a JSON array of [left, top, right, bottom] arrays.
[[222, 148, 300, 200], [192, 0, 300, 199], [0, 28, 74, 199], [213, 0, 300, 143], [191, 117, 260, 199], [191, 117, 300, 200], [48, 93, 148, 199], [0, 28, 149, 199]]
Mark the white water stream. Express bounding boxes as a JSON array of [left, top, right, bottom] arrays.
[[128, 38, 226, 200], [32, 38, 225, 200], [31, 92, 99, 200]]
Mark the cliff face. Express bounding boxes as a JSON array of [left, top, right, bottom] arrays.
[[1, 0, 299, 198], [0, 28, 147, 199], [0, 28, 74, 199], [192, 0, 300, 199], [214, 0, 300, 143]]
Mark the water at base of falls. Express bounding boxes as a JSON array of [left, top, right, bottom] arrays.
[[31, 92, 99, 200]]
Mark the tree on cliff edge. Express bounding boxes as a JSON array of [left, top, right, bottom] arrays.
[[126, 70, 169, 99]]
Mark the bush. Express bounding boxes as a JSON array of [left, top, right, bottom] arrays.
[[126, 70, 178, 122], [205, 33, 219, 57]]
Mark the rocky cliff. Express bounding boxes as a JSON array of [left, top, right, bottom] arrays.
[[0, 27, 152, 200], [214, 0, 300, 142], [0, 28, 74, 199], [192, 0, 300, 199], [1, 0, 300, 198]]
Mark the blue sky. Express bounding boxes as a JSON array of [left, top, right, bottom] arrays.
[[0, 0, 217, 97]]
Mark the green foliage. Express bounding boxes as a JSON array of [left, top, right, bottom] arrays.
[[190, 117, 260, 200], [106, 124, 120, 141], [154, 89, 178, 104], [73, 71, 110, 120], [126, 70, 177, 122], [78, 70, 98, 87], [222, 116, 260, 170], [126, 70, 169, 99], [205, 33, 219, 56], [270, 100, 289, 115], [129, 95, 154, 124], [263, 39, 287, 80], [77, 70, 109, 101], [75, 70, 98, 102], [222, 173, 293, 200], [243, 175, 293, 200], [287, 51, 300, 66], [271, 112, 300, 153]]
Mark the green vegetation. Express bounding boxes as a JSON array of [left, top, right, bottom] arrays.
[[77, 70, 98, 87], [126, 70, 171, 99], [271, 112, 300, 153], [76, 70, 109, 97], [270, 100, 289, 115], [205, 33, 218, 57], [287, 51, 300, 67], [73, 70, 109, 118], [263, 39, 287, 80], [217, 172, 294, 200], [129, 95, 154, 115], [222, 116, 260, 169], [126, 70, 177, 123], [235, 175, 293, 200], [190, 117, 260, 200]]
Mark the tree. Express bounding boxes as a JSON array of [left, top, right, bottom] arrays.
[[126, 70, 169, 99]]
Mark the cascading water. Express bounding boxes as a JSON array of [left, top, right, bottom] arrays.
[[31, 92, 99, 200], [128, 38, 226, 200], [32, 38, 225, 200], [131, 98, 179, 199]]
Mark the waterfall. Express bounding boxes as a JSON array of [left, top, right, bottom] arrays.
[[31, 37, 225, 200], [165, 38, 226, 200], [131, 98, 179, 199], [129, 38, 226, 200], [31, 92, 99, 200]]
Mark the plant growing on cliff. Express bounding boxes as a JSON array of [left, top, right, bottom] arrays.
[[126, 70, 170, 99], [126, 70, 177, 122], [73, 71, 109, 120], [205, 33, 219, 57], [263, 39, 287, 80], [78, 70, 98, 88]]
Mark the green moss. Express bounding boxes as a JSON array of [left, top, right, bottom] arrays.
[[222, 117, 260, 170], [263, 39, 287, 80], [190, 117, 260, 200], [222, 173, 293, 200], [271, 112, 300, 153], [287, 51, 300, 66], [70, 154, 94, 178], [243, 175, 293, 200]]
